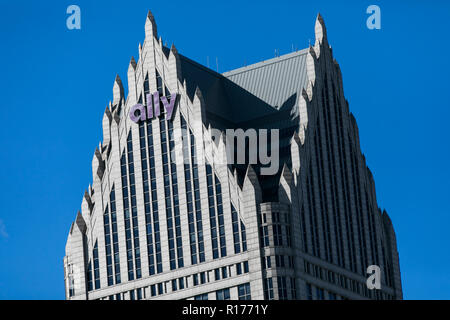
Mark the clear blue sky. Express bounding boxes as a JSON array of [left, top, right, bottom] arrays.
[[0, 0, 449, 300]]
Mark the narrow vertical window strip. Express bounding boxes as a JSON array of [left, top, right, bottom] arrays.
[[190, 130, 205, 263], [146, 120, 163, 274], [215, 174, 227, 257], [93, 241, 100, 289], [121, 135, 135, 281], [206, 163, 219, 259], [127, 132, 141, 279], [103, 204, 114, 286], [110, 187, 121, 284], [181, 116, 199, 265], [231, 205, 241, 254]]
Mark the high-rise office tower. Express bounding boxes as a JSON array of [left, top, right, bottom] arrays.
[[64, 11, 402, 300]]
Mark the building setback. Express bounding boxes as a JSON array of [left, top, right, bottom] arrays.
[[64, 11, 402, 300]]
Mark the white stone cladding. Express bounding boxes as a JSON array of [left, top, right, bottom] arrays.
[[64, 11, 402, 301]]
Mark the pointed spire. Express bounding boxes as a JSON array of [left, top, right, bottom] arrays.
[[129, 56, 137, 71], [170, 43, 178, 55], [102, 106, 112, 147], [75, 211, 87, 234], [145, 10, 158, 39], [315, 13, 327, 45], [113, 74, 124, 106], [127, 57, 137, 104]]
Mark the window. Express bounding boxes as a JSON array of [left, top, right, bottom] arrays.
[[290, 278, 297, 299], [221, 267, 228, 279], [216, 288, 230, 300], [93, 241, 100, 289], [178, 278, 185, 290], [243, 261, 249, 273], [306, 283, 313, 300], [259, 225, 269, 247], [86, 261, 93, 292], [231, 205, 241, 254], [236, 263, 242, 275], [238, 283, 251, 300], [275, 255, 285, 268], [194, 293, 208, 300], [172, 279, 177, 292], [277, 276, 287, 300], [200, 272, 206, 284], [316, 287, 325, 300], [263, 278, 274, 300], [214, 268, 221, 281], [193, 274, 199, 286]]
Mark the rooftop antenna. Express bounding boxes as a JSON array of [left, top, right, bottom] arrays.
[[207, 56, 210, 68], [309, 39, 311, 47], [292, 43, 294, 52], [216, 57, 218, 72]]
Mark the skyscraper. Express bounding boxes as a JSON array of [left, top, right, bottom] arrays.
[[64, 11, 402, 300]]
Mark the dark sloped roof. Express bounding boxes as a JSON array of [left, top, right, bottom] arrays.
[[178, 49, 310, 201]]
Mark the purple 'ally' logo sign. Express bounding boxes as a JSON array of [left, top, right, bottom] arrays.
[[129, 92, 177, 123]]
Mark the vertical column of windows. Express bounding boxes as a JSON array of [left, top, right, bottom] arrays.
[[147, 121, 163, 274], [323, 79, 344, 267], [350, 142, 367, 274], [190, 131, 205, 262], [215, 175, 227, 257], [110, 187, 121, 283], [314, 119, 332, 262], [206, 164, 219, 259], [263, 278, 274, 300], [231, 205, 241, 253], [277, 276, 287, 300], [139, 122, 156, 276], [127, 133, 141, 279], [93, 241, 100, 289], [103, 205, 114, 286], [329, 82, 346, 267], [160, 111, 184, 270], [240, 220, 247, 252], [237, 283, 251, 300], [182, 117, 200, 264], [86, 261, 93, 292]]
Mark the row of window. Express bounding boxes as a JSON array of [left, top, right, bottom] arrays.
[[231, 205, 247, 254], [258, 212, 292, 248], [304, 261, 393, 300], [261, 255, 295, 270], [97, 261, 250, 300], [193, 283, 251, 300], [263, 276, 297, 300]]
